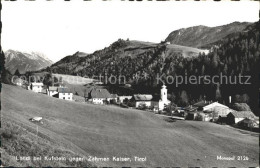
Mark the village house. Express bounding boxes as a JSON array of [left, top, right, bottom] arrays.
[[109, 94, 119, 103], [118, 96, 133, 104], [53, 88, 73, 101], [132, 94, 153, 108], [203, 102, 229, 111], [203, 103, 233, 121], [237, 118, 259, 129], [28, 82, 44, 93], [87, 88, 112, 104], [47, 86, 59, 97], [226, 111, 256, 124]]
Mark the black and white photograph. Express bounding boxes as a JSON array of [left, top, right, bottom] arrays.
[[0, 0, 259, 167]]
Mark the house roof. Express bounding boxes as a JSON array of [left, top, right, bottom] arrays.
[[31, 83, 44, 86], [207, 106, 235, 116], [193, 101, 210, 107], [57, 87, 71, 93], [111, 94, 118, 98], [89, 88, 112, 98], [238, 118, 258, 124], [184, 106, 198, 112], [133, 94, 153, 101], [48, 86, 58, 91], [228, 111, 256, 118], [203, 102, 228, 111]]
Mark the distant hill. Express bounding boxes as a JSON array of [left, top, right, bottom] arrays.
[[165, 22, 252, 48], [47, 40, 207, 79], [4, 50, 53, 74]]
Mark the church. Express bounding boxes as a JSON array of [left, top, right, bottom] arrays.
[[158, 84, 171, 110], [151, 84, 171, 111]]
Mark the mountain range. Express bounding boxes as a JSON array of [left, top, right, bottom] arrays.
[[4, 21, 259, 114], [42, 22, 254, 79], [165, 22, 251, 48], [4, 50, 53, 74], [6, 21, 255, 77]]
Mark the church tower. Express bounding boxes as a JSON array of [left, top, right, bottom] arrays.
[[158, 84, 171, 111], [161, 84, 167, 101]]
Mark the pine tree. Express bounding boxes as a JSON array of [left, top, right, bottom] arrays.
[[14, 69, 21, 76]]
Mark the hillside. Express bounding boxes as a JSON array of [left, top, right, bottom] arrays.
[[4, 50, 53, 74], [1, 84, 259, 167], [165, 22, 252, 48], [48, 40, 207, 77]]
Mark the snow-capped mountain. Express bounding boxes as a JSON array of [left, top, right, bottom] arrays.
[[4, 50, 53, 74]]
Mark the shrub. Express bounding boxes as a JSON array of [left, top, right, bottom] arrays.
[[232, 103, 251, 111]]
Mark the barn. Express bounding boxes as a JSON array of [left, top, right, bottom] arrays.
[[87, 88, 112, 104], [132, 94, 153, 108], [227, 111, 256, 125]]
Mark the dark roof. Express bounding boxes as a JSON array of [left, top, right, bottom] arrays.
[[111, 94, 118, 98], [228, 111, 256, 118], [238, 118, 258, 124], [184, 106, 198, 112], [57, 87, 71, 93], [193, 101, 210, 107], [89, 88, 112, 98], [133, 94, 153, 101]]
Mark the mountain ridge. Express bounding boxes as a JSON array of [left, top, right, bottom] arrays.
[[165, 21, 252, 48], [4, 50, 53, 74]]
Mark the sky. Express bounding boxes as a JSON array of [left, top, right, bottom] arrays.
[[1, 1, 259, 62]]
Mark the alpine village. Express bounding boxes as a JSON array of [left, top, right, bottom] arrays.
[[1, 21, 259, 167]]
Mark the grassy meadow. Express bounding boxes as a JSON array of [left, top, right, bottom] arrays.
[[1, 84, 259, 167]]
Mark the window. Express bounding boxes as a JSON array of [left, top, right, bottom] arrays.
[[63, 97, 65, 99]]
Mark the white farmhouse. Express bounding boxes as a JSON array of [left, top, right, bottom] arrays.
[[132, 94, 153, 108], [227, 111, 256, 124], [203, 102, 229, 111], [87, 88, 112, 104], [53, 88, 73, 101], [47, 86, 58, 97], [29, 82, 44, 93]]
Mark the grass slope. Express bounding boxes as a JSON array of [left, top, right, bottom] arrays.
[[1, 84, 259, 167], [166, 44, 209, 57]]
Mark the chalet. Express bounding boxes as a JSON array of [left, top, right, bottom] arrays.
[[227, 111, 256, 124], [47, 86, 58, 97], [237, 118, 259, 129], [132, 94, 153, 108], [53, 88, 73, 101], [110, 94, 119, 103], [29, 82, 44, 93], [88, 88, 112, 104], [203, 105, 234, 121], [118, 96, 133, 103], [203, 102, 229, 111]]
